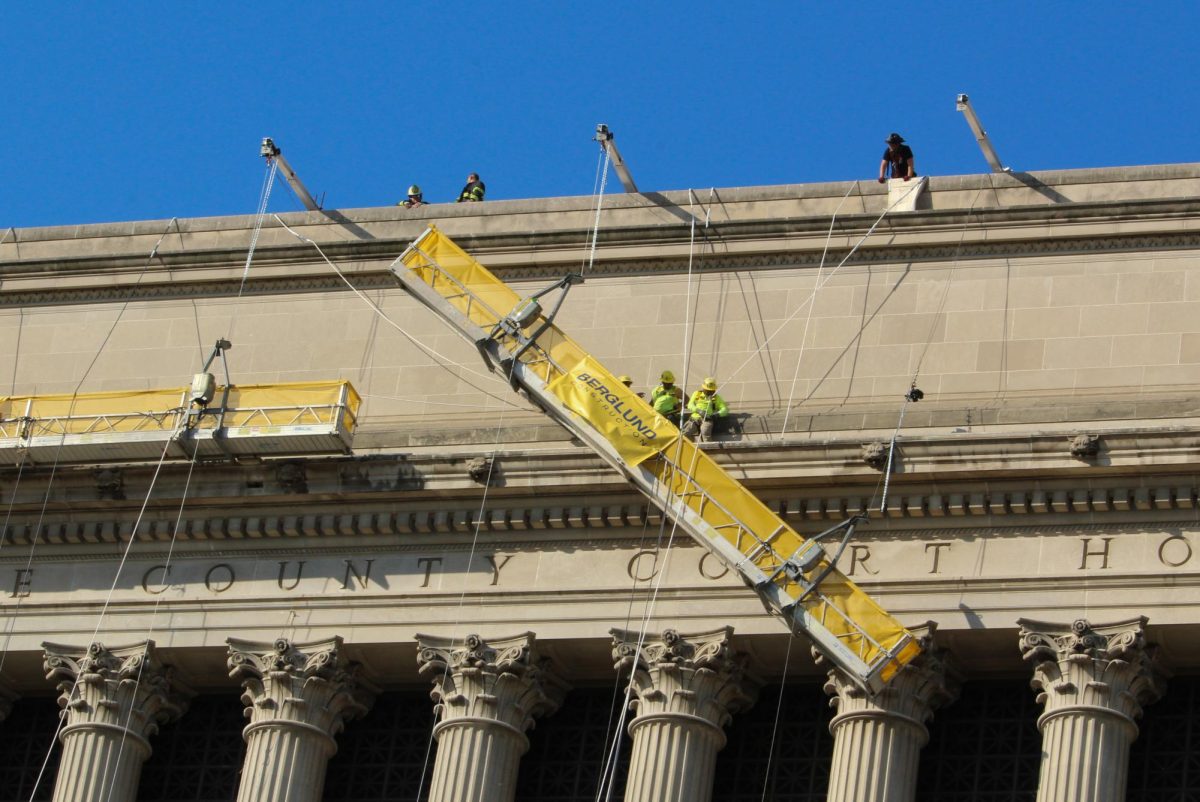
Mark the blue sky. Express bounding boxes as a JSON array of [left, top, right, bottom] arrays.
[[2, 2, 1196, 229]]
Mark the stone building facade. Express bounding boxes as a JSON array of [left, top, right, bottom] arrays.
[[3, 163, 1200, 800]]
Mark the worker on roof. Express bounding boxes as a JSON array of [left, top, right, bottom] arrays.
[[457, 173, 486, 203], [878, 133, 916, 183], [683, 377, 729, 442], [618, 375, 645, 399], [400, 185, 426, 208], [650, 370, 684, 424]]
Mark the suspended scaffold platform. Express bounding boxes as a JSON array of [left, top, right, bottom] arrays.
[[0, 380, 359, 465], [391, 226, 921, 694]]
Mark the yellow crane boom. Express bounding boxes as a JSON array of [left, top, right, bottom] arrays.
[[393, 226, 919, 693]]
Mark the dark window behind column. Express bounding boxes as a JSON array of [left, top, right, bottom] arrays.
[[712, 681, 832, 802], [516, 685, 630, 802], [137, 694, 244, 802], [0, 696, 60, 802], [324, 690, 435, 801], [1127, 674, 1200, 801], [915, 678, 1040, 801]]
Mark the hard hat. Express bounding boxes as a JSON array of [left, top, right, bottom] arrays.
[[408, 184, 421, 196], [618, 375, 633, 385], [660, 370, 675, 383], [702, 377, 718, 391], [885, 133, 905, 145]]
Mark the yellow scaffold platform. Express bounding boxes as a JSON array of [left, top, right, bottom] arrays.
[[0, 381, 360, 464], [392, 226, 920, 694]]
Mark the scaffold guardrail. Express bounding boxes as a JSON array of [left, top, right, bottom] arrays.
[[0, 381, 360, 464]]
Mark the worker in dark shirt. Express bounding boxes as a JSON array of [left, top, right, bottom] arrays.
[[878, 133, 916, 183], [457, 173, 486, 203]]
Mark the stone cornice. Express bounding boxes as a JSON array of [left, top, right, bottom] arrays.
[[6, 222, 1200, 309], [5, 428, 1200, 546]]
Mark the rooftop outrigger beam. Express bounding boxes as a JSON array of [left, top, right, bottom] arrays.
[[260, 137, 322, 210], [956, 94, 1011, 174], [389, 226, 921, 694], [594, 124, 639, 193]]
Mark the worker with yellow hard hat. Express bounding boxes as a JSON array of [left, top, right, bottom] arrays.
[[683, 376, 729, 441], [618, 375, 645, 399], [400, 184, 426, 208], [650, 370, 684, 423]]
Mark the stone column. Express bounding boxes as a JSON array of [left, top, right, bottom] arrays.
[[227, 637, 376, 802], [1019, 617, 1166, 802], [42, 640, 191, 802], [612, 627, 758, 802], [416, 632, 568, 802], [819, 623, 960, 802]]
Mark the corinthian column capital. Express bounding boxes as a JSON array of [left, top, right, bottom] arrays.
[[819, 622, 961, 737], [42, 640, 191, 802], [43, 640, 191, 747], [416, 632, 568, 737], [612, 627, 758, 802], [226, 637, 376, 744], [612, 626, 757, 733], [1018, 617, 1165, 730], [416, 632, 568, 802], [1018, 617, 1167, 802]]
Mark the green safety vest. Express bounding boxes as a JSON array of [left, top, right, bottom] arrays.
[[651, 384, 682, 414], [687, 390, 728, 419]]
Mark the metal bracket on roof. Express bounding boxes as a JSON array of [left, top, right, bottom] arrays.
[[594, 124, 639, 193], [260, 137, 322, 210], [955, 94, 1011, 174]]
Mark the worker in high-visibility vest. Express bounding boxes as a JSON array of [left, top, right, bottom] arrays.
[[650, 370, 684, 424], [457, 173, 486, 203], [618, 375, 645, 399], [683, 377, 729, 441]]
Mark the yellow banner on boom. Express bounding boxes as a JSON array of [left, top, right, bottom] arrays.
[[546, 356, 679, 466]]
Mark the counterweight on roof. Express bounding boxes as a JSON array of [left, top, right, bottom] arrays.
[[390, 226, 921, 694]]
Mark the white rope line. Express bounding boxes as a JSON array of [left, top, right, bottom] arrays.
[[779, 181, 859, 436], [723, 181, 923, 386], [100, 444, 199, 802], [0, 217, 178, 677], [759, 614, 800, 801], [228, 160, 279, 342], [414, 409, 507, 802], [26, 416, 186, 802], [584, 150, 611, 275], [595, 191, 705, 802], [272, 215, 525, 411]]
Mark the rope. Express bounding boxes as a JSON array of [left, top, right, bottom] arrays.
[[0, 218, 178, 679], [413, 409, 507, 802], [584, 150, 611, 276], [723, 180, 924, 386], [227, 159, 279, 342], [25, 416, 187, 802], [779, 182, 859, 436], [272, 215, 524, 410], [595, 192, 706, 802], [100, 442, 200, 802]]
